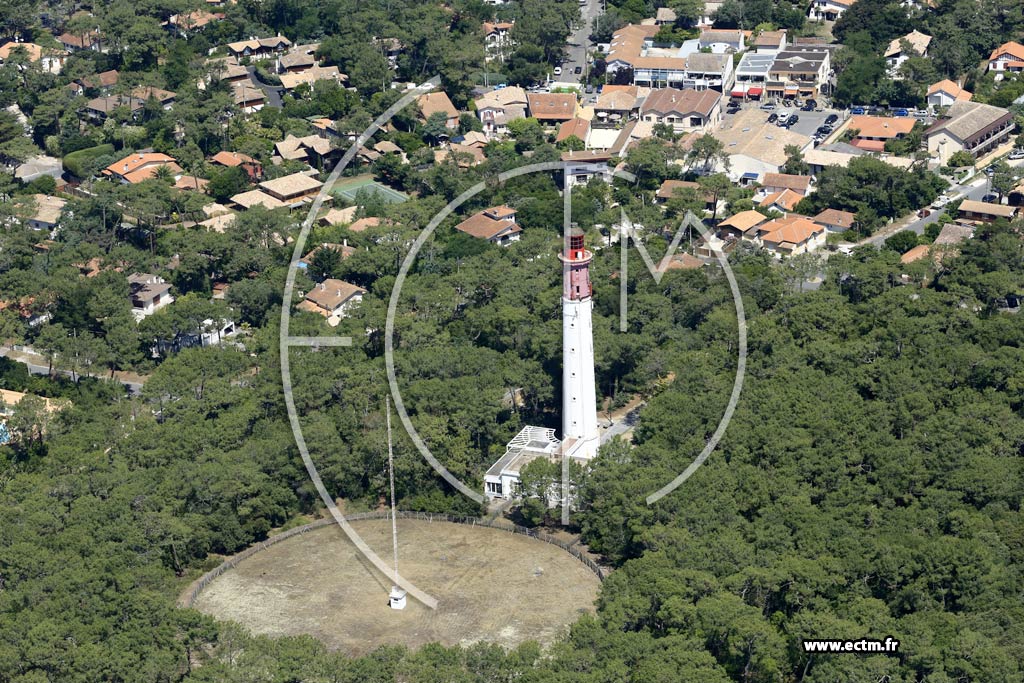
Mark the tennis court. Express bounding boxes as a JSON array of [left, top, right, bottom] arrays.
[[331, 175, 409, 204]]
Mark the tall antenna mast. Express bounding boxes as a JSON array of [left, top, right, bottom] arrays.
[[386, 396, 407, 609]]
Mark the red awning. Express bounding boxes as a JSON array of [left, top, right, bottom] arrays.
[[747, 87, 763, 96], [731, 89, 746, 98]]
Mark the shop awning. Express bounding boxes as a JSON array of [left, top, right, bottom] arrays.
[[747, 87, 763, 96], [730, 89, 746, 98]]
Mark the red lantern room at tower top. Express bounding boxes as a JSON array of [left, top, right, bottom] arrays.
[[559, 227, 593, 301]]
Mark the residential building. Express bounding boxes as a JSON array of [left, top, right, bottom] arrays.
[[755, 215, 826, 257], [274, 134, 335, 165], [761, 173, 812, 196], [174, 176, 208, 192], [808, 0, 857, 22], [957, 200, 1016, 222], [698, 29, 744, 53], [812, 208, 856, 232], [561, 150, 612, 187], [229, 189, 288, 211], [527, 92, 577, 124], [731, 52, 774, 99], [639, 87, 721, 134], [299, 278, 366, 325], [767, 50, 831, 99], [846, 115, 916, 153], [128, 273, 174, 320], [83, 94, 145, 121], [16, 194, 66, 232], [0, 41, 64, 73], [279, 65, 346, 91], [483, 21, 514, 61], [927, 79, 972, 109], [57, 31, 101, 52], [165, 10, 223, 36], [210, 151, 263, 181], [277, 43, 319, 73], [298, 241, 356, 268], [759, 188, 803, 213], [417, 91, 460, 130], [475, 86, 528, 137], [223, 36, 292, 60], [231, 82, 265, 113], [593, 86, 642, 126], [925, 100, 1015, 163], [103, 153, 182, 184], [988, 41, 1024, 72], [130, 86, 177, 109], [751, 30, 787, 53], [484, 426, 562, 500], [605, 24, 733, 91], [257, 173, 324, 207], [650, 6, 676, 24], [885, 30, 930, 74], [68, 69, 118, 95], [455, 206, 522, 246], [716, 209, 768, 240], [557, 117, 591, 146]]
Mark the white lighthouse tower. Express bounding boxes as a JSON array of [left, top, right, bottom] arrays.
[[559, 227, 600, 460]]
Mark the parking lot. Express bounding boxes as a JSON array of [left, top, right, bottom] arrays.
[[723, 100, 847, 140]]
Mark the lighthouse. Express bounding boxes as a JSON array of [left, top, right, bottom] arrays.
[[558, 227, 599, 460]]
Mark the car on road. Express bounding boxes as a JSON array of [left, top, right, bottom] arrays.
[[574, 65, 582, 74], [553, 66, 562, 76], [767, 112, 778, 123], [982, 193, 999, 203], [1009, 149, 1024, 160], [931, 195, 951, 208], [825, 113, 839, 124], [917, 208, 931, 218]]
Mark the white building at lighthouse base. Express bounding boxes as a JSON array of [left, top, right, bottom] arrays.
[[484, 425, 595, 502]]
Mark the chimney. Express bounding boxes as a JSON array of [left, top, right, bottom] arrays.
[[343, 238, 348, 247], [319, 282, 325, 290]]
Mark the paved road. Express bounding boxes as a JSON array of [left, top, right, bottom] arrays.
[[862, 172, 993, 247], [0, 345, 146, 394], [562, 0, 602, 84], [600, 406, 641, 445]]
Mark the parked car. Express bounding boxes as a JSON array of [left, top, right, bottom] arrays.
[[553, 66, 562, 76], [850, 106, 866, 115], [786, 114, 799, 126], [1009, 149, 1024, 160], [893, 108, 910, 117], [760, 102, 776, 110], [574, 65, 582, 74], [986, 164, 997, 176], [982, 193, 999, 203], [932, 195, 951, 208], [917, 208, 931, 218], [767, 112, 778, 123], [585, 84, 594, 94], [801, 100, 817, 111], [825, 114, 839, 124]]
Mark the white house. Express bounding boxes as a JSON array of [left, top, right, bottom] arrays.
[[455, 206, 522, 246], [639, 87, 721, 134], [561, 150, 611, 187], [808, 0, 856, 22], [884, 30, 930, 75], [988, 41, 1024, 73], [128, 273, 174, 320], [698, 29, 744, 54], [927, 80, 972, 110]]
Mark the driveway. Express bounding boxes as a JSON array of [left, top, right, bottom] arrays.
[[0, 345, 146, 394], [246, 66, 284, 108]]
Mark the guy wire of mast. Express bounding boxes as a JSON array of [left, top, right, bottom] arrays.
[[386, 396, 399, 585]]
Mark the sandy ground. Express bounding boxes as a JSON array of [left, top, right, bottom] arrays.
[[193, 519, 600, 655]]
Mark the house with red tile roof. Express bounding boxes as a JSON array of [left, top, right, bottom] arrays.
[[455, 206, 521, 246], [988, 41, 1024, 72], [104, 153, 182, 184]]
